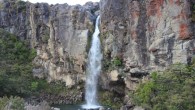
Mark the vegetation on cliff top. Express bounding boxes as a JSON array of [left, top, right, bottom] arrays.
[[0, 0, 27, 13], [132, 63, 195, 110]]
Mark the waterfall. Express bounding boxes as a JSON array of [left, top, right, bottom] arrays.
[[82, 16, 102, 109]]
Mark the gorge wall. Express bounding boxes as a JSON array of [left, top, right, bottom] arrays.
[[0, 0, 99, 87], [99, 0, 195, 91], [0, 0, 195, 108]]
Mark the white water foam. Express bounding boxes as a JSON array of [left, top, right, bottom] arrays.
[[82, 16, 102, 109]]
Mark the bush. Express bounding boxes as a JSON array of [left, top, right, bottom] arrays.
[[132, 64, 195, 110], [0, 29, 67, 98], [102, 57, 122, 71], [112, 57, 122, 67], [16, 0, 26, 13], [0, 28, 36, 96], [0, 96, 24, 110], [99, 91, 123, 109], [42, 35, 50, 43], [31, 81, 39, 91]]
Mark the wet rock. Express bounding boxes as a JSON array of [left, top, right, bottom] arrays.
[[120, 105, 134, 110], [51, 107, 60, 110], [99, 107, 105, 110], [133, 106, 145, 110], [109, 70, 119, 81], [24, 101, 51, 110]]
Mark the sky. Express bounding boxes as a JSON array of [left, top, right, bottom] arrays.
[[22, 0, 100, 5]]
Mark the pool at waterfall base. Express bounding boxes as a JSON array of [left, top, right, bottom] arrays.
[[52, 104, 111, 110]]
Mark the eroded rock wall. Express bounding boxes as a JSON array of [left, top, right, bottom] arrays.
[[100, 0, 195, 88], [1, 0, 194, 93], [1, 0, 195, 108], [0, 0, 99, 87]]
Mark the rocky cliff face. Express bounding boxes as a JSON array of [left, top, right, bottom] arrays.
[[0, 0, 99, 87], [99, 0, 195, 89], [1, 0, 195, 108]]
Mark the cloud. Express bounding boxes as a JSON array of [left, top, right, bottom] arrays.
[[23, 0, 100, 5]]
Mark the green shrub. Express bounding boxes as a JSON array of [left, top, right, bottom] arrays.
[[99, 91, 123, 110], [0, 29, 67, 97], [112, 57, 122, 66], [102, 57, 123, 71], [132, 64, 195, 110], [31, 81, 38, 91], [42, 35, 50, 43], [0, 96, 9, 110], [9, 96, 25, 110], [0, 96, 24, 110], [16, 0, 26, 13]]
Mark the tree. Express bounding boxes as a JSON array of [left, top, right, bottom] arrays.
[[132, 64, 195, 110]]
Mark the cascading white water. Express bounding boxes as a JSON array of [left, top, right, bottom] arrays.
[[82, 16, 102, 109]]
